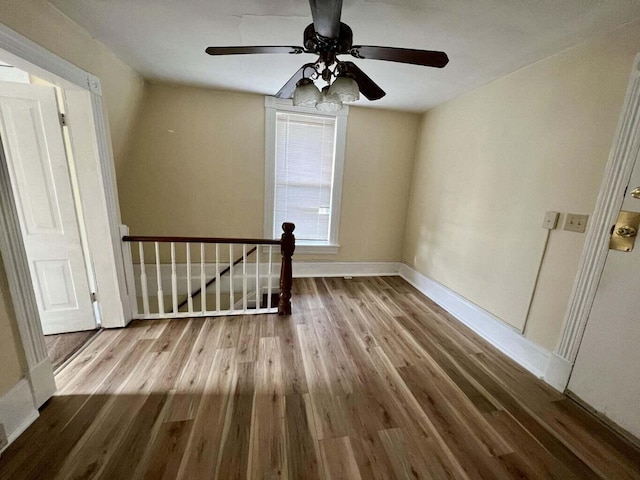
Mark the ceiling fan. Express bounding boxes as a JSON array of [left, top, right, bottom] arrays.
[[205, 0, 448, 111]]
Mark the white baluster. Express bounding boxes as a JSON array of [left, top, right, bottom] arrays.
[[255, 245, 260, 310], [186, 243, 193, 313], [155, 242, 164, 315], [229, 244, 234, 310], [139, 242, 150, 316], [200, 243, 206, 314], [171, 242, 178, 314], [268, 245, 273, 310], [242, 244, 248, 312], [215, 243, 220, 313]]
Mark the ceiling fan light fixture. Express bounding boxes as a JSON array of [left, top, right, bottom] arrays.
[[293, 77, 322, 107], [316, 85, 343, 112], [328, 75, 359, 103]]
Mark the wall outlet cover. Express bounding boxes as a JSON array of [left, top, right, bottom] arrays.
[[564, 213, 589, 233], [543, 211, 559, 229]]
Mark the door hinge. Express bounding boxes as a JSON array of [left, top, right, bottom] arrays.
[[59, 113, 67, 127], [91, 292, 98, 302]]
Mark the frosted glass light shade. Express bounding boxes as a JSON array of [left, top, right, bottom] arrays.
[[293, 79, 321, 107], [316, 87, 343, 112], [328, 76, 359, 102]]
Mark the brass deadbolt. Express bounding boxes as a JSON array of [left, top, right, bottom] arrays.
[[616, 226, 637, 238], [610, 210, 640, 252]]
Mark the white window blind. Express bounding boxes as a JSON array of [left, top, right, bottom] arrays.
[[273, 112, 337, 241]]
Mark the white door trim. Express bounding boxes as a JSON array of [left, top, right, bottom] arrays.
[[0, 143, 55, 407], [0, 22, 128, 411], [552, 53, 640, 388]]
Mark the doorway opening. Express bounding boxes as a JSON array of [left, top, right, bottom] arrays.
[[0, 60, 101, 370], [0, 23, 131, 418]]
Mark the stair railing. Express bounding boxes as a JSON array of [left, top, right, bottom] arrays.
[[121, 222, 295, 319], [176, 246, 257, 312]]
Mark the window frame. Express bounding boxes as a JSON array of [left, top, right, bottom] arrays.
[[264, 96, 348, 254]]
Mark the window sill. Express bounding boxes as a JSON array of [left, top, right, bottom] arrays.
[[295, 242, 340, 255]]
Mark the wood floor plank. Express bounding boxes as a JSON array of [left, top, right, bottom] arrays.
[[309, 309, 356, 395], [150, 318, 189, 353], [216, 361, 255, 479], [320, 436, 363, 480], [336, 393, 397, 480], [398, 363, 517, 480], [378, 428, 422, 480], [275, 316, 308, 395], [54, 348, 172, 479], [484, 409, 581, 480], [217, 316, 242, 349], [284, 393, 322, 480], [165, 319, 224, 422], [2, 338, 160, 480], [96, 392, 169, 480], [297, 323, 347, 440], [176, 348, 237, 479], [247, 337, 287, 479], [365, 346, 470, 479], [154, 318, 205, 392], [141, 418, 194, 480], [2, 276, 640, 480], [53, 328, 125, 392], [237, 315, 260, 363]]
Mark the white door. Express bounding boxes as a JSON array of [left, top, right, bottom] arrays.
[[568, 152, 640, 439], [0, 82, 95, 335]]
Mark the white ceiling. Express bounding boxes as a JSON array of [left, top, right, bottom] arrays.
[[49, 0, 640, 112]]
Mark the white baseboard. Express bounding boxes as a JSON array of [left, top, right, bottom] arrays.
[[543, 353, 573, 391], [293, 261, 401, 278], [399, 264, 555, 382], [28, 358, 56, 408], [0, 378, 39, 454]]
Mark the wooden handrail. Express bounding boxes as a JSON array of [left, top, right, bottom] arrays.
[[176, 246, 257, 311], [122, 235, 280, 245]]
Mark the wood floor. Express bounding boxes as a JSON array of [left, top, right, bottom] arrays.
[[1, 276, 639, 479]]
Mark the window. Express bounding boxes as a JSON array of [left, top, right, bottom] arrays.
[[264, 97, 348, 253]]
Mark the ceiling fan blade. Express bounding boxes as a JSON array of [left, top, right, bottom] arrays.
[[275, 63, 315, 99], [350, 46, 449, 68], [309, 0, 343, 39], [205, 46, 304, 56], [342, 61, 385, 101]]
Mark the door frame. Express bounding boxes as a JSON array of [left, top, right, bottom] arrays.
[[546, 53, 640, 390], [0, 23, 130, 407]]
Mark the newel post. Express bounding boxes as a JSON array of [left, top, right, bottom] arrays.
[[278, 222, 295, 315]]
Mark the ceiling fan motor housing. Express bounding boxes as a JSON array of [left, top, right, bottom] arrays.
[[303, 22, 353, 54]]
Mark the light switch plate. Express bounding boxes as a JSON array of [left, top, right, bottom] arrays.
[[542, 211, 559, 229], [564, 213, 589, 233]]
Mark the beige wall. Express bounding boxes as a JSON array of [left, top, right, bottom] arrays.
[[0, 1, 144, 396], [404, 21, 640, 351], [119, 84, 419, 262]]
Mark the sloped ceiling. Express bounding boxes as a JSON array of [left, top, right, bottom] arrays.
[[49, 0, 640, 111]]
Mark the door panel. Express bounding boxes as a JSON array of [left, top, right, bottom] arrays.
[[34, 260, 79, 311], [568, 151, 640, 439], [0, 82, 95, 334]]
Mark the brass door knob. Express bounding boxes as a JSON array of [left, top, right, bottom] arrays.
[[616, 226, 637, 238]]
